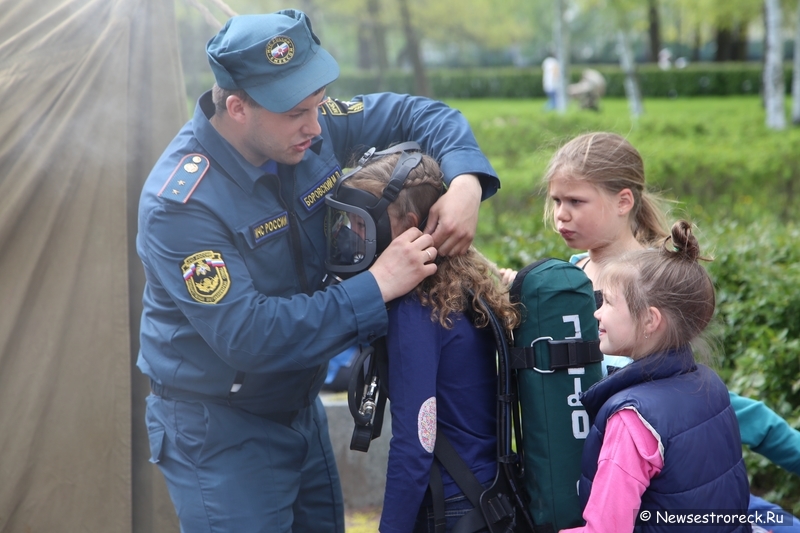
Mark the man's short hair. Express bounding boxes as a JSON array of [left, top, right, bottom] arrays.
[[211, 84, 260, 115]]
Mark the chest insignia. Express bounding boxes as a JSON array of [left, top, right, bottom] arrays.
[[250, 212, 290, 246], [158, 154, 210, 203], [301, 167, 342, 212], [181, 251, 230, 304]]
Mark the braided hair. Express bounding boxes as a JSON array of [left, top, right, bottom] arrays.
[[342, 152, 520, 332]]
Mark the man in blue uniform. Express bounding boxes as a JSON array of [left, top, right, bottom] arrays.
[[137, 9, 500, 533]]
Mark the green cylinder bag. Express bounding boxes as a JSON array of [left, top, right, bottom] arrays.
[[509, 258, 604, 532]]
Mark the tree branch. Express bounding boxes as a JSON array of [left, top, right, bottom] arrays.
[[184, 0, 224, 31]]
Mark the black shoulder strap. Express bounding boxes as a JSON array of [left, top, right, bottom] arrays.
[[434, 431, 485, 506], [431, 430, 492, 533]]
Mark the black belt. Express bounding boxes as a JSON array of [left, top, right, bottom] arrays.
[[150, 380, 299, 425]]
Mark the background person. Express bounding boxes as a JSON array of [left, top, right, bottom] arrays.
[[567, 69, 607, 111], [330, 150, 519, 533], [136, 9, 500, 533], [542, 51, 561, 110]]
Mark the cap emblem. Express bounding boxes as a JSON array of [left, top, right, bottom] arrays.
[[266, 36, 295, 65]]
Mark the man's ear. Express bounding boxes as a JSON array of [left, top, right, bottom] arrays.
[[225, 95, 249, 124], [617, 188, 634, 216]]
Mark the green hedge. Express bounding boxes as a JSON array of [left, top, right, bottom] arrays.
[[329, 63, 793, 99], [709, 220, 800, 510]]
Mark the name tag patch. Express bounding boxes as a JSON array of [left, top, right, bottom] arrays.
[[181, 251, 230, 304], [300, 167, 341, 212], [251, 212, 289, 246]]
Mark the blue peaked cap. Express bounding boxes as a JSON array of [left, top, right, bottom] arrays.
[[206, 10, 340, 113]]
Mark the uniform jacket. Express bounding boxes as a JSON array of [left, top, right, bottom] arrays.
[[579, 346, 751, 533], [137, 91, 499, 416]]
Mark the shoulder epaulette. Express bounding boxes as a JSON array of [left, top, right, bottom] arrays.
[[158, 153, 210, 204], [319, 97, 364, 116]]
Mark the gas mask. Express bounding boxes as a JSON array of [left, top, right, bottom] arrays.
[[324, 142, 423, 279]]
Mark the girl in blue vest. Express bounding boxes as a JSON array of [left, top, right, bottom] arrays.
[[339, 151, 520, 533], [561, 220, 751, 533]]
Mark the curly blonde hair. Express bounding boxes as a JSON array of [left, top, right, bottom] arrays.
[[341, 151, 520, 332]]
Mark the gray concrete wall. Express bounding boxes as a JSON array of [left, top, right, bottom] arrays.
[[321, 393, 391, 511]]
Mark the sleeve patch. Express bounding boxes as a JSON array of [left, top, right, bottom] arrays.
[[181, 251, 231, 304], [319, 97, 364, 116], [158, 154, 210, 204], [418, 397, 437, 453]]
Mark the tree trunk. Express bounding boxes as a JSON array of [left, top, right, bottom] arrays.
[[732, 22, 749, 61], [357, 21, 373, 70], [618, 30, 644, 118], [366, 0, 389, 91], [764, 0, 786, 129], [792, 0, 800, 124], [715, 27, 732, 61], [397, 0, 430, 97], [692, 24, 702, 61], [554, 0, 569, 112], [648, 0, 661, 63]]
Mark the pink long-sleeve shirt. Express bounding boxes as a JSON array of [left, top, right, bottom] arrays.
[[561, 407, 664, 533]]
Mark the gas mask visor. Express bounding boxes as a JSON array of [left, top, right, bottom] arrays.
[[324, 142, 423, 279], [324, 188, 379, 277]]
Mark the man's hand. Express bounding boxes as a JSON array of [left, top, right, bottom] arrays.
[[369, 227, 437, 302], [424, 173, 482, 256]]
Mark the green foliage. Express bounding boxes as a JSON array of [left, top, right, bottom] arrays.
[[707, 220, 800, 509], [458, 96, 800, 509], [329, 63, 794, 100]]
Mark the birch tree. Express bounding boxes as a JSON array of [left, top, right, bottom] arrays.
[[764, 0, 786, 129], [554, 0, 570, 112], [617, 29, 644, 116], [792, 0, 800, 124], [572, 0, 644, 117], [613, 0, 645, 117]]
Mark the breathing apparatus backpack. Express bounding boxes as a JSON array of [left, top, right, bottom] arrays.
[[508, 258, 604, 533], [346, 258, 602, 533]]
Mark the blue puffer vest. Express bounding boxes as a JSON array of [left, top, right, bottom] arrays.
[[579, 346, 751, 533]]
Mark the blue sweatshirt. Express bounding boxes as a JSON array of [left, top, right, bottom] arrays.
[[379, 292, 497, 533]]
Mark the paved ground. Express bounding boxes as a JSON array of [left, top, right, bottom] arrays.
[[345, 507, 381, 532]]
